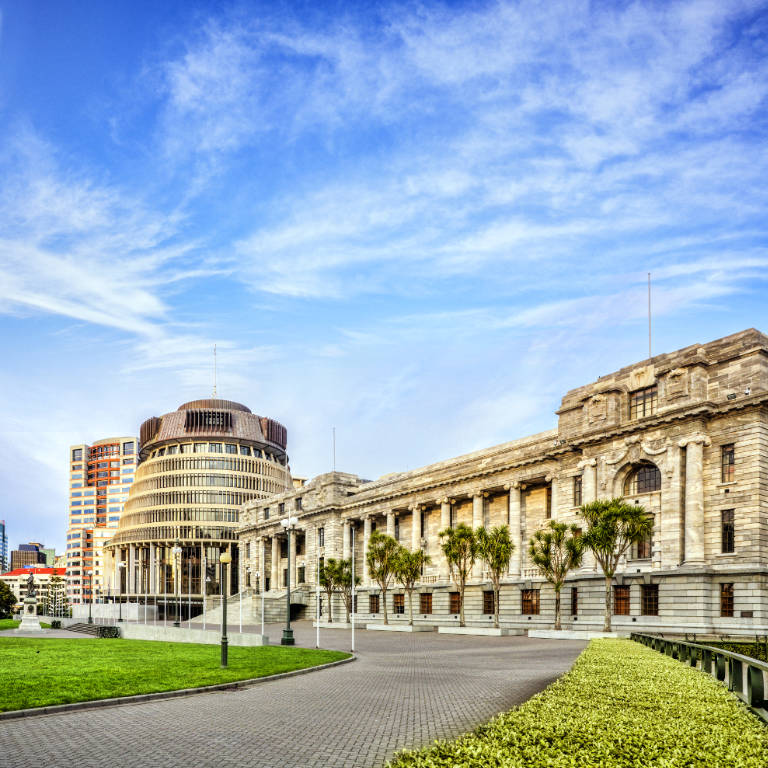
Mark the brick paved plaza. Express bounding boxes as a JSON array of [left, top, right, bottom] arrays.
[[0, 623, 584, 768]]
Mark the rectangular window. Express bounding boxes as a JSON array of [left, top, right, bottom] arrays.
[[369, 594, 380, 614], [318, 527, 324, 547], [194, 443, 206, 453], [298, 566, 305, 583], [209, 443, 222, 453], [721, 509, 735, 553], [393, 594, 405, 614], [635, 522, 653, 559], [629, 385, 658, 419], [167, 445, 178, 455], [521, 589, 540, 615], [613, 585, 630, 615], [419, 593, 432, 614], [570, 587, 578, 616], [449, 591, 461, 614], [245, 542, 251, 559], [720, 583, 734, 617], [573, 476, 582, 507], [225, 444, 237, 454], [264, 507, 270, 520], [280, 539, 288, 558], [483, 590, 495, 615], [641, 584, 658, 616], [122, 442, 134, 455], [721, 444, 735, 483], [449, 505, 456, 528], [279, 502, 285, 515], [295, 497, 302, 511], [72, 448, 83, 461], [394, 518, 400, 540], [240, 446, 250, 456]]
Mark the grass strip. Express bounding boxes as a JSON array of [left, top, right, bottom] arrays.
[[388, 638, 768, 768], [0, 637, 348, 712], [0, 619, 51, 631]]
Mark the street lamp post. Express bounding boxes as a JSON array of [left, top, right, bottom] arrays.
[[220, 549, 231, 667], [172, 538, 183, 628], [280, 516, 299, 646], [87, 574, 93, 624], [118, 561, 125, 622]]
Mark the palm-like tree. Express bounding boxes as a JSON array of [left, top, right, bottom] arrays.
[[581, 498, 654, 632], [394, 548, 431, 625], [365, 531, 400, 625], [476, 525, 514, 628], [529, 521, 584, 630], [336, 559, 361, 624], [439, 524, 477, 627], [319, 558, 341, 623]]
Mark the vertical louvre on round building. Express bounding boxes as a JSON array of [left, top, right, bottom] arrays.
[[104, 399, 290, 617]]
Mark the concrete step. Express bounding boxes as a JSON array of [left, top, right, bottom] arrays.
[[64, 622, 106, 636]]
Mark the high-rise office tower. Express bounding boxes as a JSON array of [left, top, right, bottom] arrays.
[[0, 521, 8, 573], [66, 437, 138, 604]]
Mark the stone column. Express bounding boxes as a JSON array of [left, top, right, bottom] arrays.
[[270, 536, 279, 590], [681, 434, 710, 565], [440, 499, 451, 580], [342, 520, 351, 560], [576, 458, 598, 573], [363, 517, 372, 584], [546, 475, 559, 520], [507, 483, 522, 578], [386, 511, 396, 539], [258, 537, 267, 592], [290, 529, 298, 589], [149, 544, 156, 596], [114, 552, 121, 597], [411, 506, 421, 551], [578, 458, 598, 503], [127, 545, 135, 594], [472, 494, 484, 578]]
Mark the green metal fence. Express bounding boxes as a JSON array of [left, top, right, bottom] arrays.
[[631, 633, 768, 723]]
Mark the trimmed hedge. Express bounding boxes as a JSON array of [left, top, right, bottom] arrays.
[[388, 639, 768, 767], [710, 642, 768, 663]]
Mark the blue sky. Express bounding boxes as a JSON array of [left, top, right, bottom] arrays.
[[1, 0, 767, 552]]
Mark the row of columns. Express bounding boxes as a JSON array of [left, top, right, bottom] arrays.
[[247, 431, 711, 591]]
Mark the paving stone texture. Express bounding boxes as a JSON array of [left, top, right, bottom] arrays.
[[0, 621, 584, 768]]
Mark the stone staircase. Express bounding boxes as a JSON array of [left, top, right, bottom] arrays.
[[198, 588, 309, 626], [64, 622, 107, 637]]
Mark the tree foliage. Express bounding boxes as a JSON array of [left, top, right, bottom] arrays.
[[394, 548, 431, 625], [439, 524, 478, 627], [529, 521, 584, 630], [581, 498, 654, 631], [366, 531, 401, 625], [0, 579, 16, 618], [476, 525, 514, 628], [336, 559, 361, 624], [319, 558, 342, 623]]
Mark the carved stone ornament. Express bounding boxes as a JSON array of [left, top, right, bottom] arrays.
[[666, 368, 689, 400], [577, 458, 597, 470], [678, 434, 712, 448], [586, 395, 607, 423]]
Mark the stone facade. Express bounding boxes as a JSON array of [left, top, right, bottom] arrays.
[[239, 329, 768, 634]]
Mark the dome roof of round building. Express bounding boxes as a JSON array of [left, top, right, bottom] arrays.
[[177, 398, 252, 413]]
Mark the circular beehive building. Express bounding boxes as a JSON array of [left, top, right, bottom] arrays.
[[104, 399, 289, 619]]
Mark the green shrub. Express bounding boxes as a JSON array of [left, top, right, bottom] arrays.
[[50, 620, 61, 629], [388, 639, 768, 768], [709, 642, 768, 663], [97, 626, 121, 639]]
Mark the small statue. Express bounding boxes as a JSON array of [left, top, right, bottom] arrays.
[[26, 572, 36, 599]]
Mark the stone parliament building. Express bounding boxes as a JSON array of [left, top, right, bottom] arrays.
[[240, 328, 767, 634]]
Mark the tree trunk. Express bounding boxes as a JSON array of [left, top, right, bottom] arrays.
[[554, 588, 561, 630], [408, 588, 414, 626], [343, 594, 350, 624], [493, 582, 500, 629], [382, 588, 388, 625], [604, 575, 612, 632], [459, 583, 465, 627], [326, 590, 333, 622]]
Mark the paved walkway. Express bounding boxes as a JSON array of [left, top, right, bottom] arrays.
[[0, 622, 584, 768]]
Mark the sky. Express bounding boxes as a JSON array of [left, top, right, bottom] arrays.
[[0, 0, 767, 553]]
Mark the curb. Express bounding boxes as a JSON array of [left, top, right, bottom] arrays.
[[0, 655, 355, 721]]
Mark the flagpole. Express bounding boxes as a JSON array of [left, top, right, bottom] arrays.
[[351, 523, 355, 654], [316, 549, 320, 649]]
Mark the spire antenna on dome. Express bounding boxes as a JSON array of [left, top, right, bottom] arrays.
[[212, 344, 218, 398]]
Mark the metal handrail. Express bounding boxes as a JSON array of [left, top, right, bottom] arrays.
[[631, 632, 768, 722]]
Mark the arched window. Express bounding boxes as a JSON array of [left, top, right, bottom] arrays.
[[624, 463, 661, 495]]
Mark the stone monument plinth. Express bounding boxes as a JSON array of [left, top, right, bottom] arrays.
[[15, 597, 43, 632]]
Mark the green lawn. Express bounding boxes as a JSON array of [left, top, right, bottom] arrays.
[[388, 638, 768, 768], [0, 637, 349, 712], [0, 619, 51, 631]]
